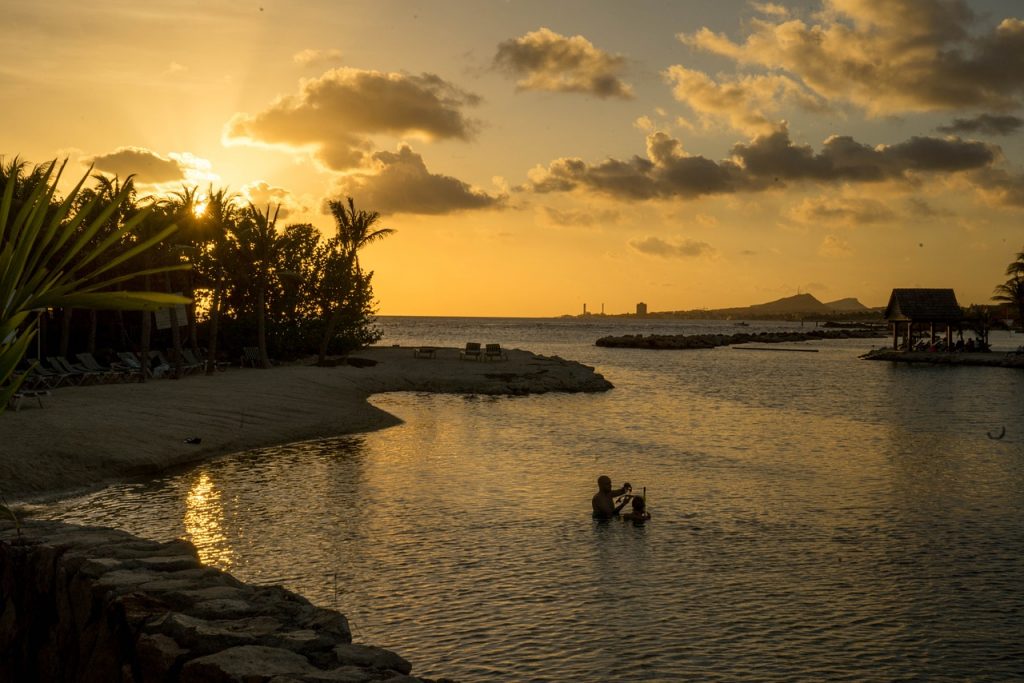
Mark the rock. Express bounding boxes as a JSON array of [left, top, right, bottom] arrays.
[[180, 645, 316, 682], [332, 643, 412, 675]]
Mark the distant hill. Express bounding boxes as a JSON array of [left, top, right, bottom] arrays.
[[823, 297, 870, 312], [746, 293, 831, 315], [627, 293, 880, 320]]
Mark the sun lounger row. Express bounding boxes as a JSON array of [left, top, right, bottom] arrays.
[[16, 349, 229, 390], [459, 342, 509, 361]]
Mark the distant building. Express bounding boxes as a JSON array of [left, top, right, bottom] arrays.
[[636, 302, 648, 316], [884, 288, 962, 350]]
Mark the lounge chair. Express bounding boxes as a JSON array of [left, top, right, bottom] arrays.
[[47, 357, 101, 385], [413, 346, 437, 359], [241, 346, 262, 367], [168, 348, 203, 375], [484, 343, 509, 361], [17, 360, 61, 389], [460, 342, 482, 361], [6, 387, 50, 411], [183, 348, 229, 372], [75, 352, 129, 382]]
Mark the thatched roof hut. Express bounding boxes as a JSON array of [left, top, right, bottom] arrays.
[[884, 288, 962, 350]]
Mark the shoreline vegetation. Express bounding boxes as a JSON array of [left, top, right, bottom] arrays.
[[595, 328, 887, 350], [2, 347, 611, 503], [861, 348, 1024, 368]]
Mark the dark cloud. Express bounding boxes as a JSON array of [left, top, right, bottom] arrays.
[[731, 128, 995, 181], [524, 127, 995, 200], [333, 145, 505, 215], [224, 68, 480, 170], [629, 236, 714, 258], [85, 146, 185, 183], [494, 27, 633, 99], [937, 113, 1024, 136], [681, 1, 1024, 114]]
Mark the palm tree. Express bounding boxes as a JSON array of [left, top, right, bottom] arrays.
[[231, 203, 283, 368], [317, 197, 393, 364], [194, 186, 240, 374], [993, 247, 1024, 329], [327, 196, 394, 267]]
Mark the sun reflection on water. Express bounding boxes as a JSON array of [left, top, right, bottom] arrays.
[[184, 470, 233, 568]]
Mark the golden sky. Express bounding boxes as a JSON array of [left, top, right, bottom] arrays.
[[3, 0, 1022, 316]]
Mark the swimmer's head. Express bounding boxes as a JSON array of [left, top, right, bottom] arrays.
[[597, 475, 612, 492], [631, 496, 646, 512]]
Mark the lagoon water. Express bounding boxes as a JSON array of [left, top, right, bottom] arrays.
[[40, 318, 1024, 681]]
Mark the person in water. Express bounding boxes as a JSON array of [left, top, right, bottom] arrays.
[[592, 475, 632, 518], [621, 495, 651, 523]]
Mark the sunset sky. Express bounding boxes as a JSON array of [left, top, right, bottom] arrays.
[[4, 0, 1022, 316]]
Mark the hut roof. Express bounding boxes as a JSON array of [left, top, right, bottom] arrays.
[[884, 288, 963, 322]]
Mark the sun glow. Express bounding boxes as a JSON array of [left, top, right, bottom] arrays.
[[192, 199, 209, 218]]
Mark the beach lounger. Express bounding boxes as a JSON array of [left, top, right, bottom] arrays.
[[484, 343, 509, 361], [183, 348, 229, 372], [460, 342, 482, 361], [241, 346, 262, 368], [46, 357, 99, 385], [168, 348, 203, 375], [74, 352, 127, 382], [17, 361, 62, 389], [7, 388, 50, 411], [413, 346, 437, 359]]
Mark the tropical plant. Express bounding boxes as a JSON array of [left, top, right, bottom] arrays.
[[230, 203, 283, 368], [993, 247, 1024, 329], [1, 158, 190, 411]]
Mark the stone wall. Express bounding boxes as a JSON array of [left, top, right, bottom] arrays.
[[0, 520, 443, 682]]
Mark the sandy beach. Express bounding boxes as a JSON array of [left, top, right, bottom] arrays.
[[2, 346, 612, 502]]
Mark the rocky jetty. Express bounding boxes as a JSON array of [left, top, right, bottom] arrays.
[[0, 520, 447, 682], [861, 349, 1024, 368], [595, 329, 886, 350]]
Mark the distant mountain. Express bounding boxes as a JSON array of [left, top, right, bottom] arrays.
[[823, 297, 870, 312], [746, 293, 831, 314]]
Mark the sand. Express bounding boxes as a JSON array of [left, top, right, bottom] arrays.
[[1, 347, 612, 501]]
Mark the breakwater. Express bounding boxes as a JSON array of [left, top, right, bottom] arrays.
[[861, 349, 1024, 368], [0, 520, 443, 682], [595, 328, 886, 349]]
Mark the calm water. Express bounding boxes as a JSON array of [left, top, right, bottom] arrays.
[[38, 318, 1024, 681]]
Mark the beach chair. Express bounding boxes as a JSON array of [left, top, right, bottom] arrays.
[[17, 360, 62, 389], [460, 342, 482, 361], [46, 357, 97, 385], [75, 352, 128, 382], [413, 346, 437, 359], [183, 348, 229, 372], [484, 343, 509, 361], [149, 350, 173, 377], [7, 388, 50, 411], [241, 346, 262, 368], [168, 348, 203, 375]]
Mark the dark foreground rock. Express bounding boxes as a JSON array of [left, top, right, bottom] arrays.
[[0, 520, 452, 683], [595, 329, 886, 350], [860, 349, 1024, 368]]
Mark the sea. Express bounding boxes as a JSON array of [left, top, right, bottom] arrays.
[[37, 317, 1024, 682]]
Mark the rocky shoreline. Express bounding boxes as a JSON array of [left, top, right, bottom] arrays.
[[595, 328, 886, 350], [0, 519, 446, 682], [860, 349, 1024, 368]]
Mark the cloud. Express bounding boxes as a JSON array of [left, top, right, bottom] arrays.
[[663, 65, 827, 135], [969, 167, 1024, 207], [85, 146, 186, 183], [331, 145, 505, 215], [730, 126, 995, 181], [818, 234, 852, 257], [494, 27, 633, 99], [751, 2, 789, 18], [629, 236, 715, 258], [241, 181, 306, 220], [542, 206, 619, 227], [224, 68, 481, 170], [937, 114, 1024, 136], [163, 62, 187, 76], [680, 0, 1024, 115], [292, 48, 343, 67], [523, 126, 995, 200], [787, 196, 895, 226]]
